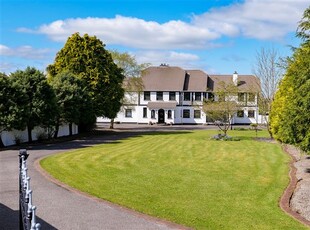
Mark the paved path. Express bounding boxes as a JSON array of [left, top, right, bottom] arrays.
[[0, 127, 194, 230]]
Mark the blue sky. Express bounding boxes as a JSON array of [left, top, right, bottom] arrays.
[[0, 0, 309, 75]]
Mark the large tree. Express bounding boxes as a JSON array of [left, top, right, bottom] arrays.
[[252, 47, 283, 136], [0, 73, 28, 147], [47, 33, 125, 130], [49, 71, 91, 137], [203, 82, 239, 137], [270, 6, 310, 152], [10, 67, 58, 142]]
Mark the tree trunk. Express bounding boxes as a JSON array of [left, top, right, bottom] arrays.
[[27, 125, 33, 143], [54, 123, 59, 139], [110, 118, 114, 129], [69, 123, 73, 136]]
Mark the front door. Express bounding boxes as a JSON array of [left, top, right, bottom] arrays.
[[158, 109, 165, 124]]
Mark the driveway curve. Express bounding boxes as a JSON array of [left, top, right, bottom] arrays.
[[0, 125, 197, 230]]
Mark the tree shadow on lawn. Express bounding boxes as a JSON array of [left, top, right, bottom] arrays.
[[7, 130, 192, 152]]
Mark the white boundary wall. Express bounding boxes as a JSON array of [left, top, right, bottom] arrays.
[[1, 124, 78, 147]]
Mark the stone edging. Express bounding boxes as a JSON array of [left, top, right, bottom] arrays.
[[280, 145, 310, 227], [34, 156, 192, 230]]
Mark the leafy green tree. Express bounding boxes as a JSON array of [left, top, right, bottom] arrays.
[[50, 71, 90, 137], [10, 67, 58, 142], [108, 50, 150, 128], [0, 73, 28, 147], [297, 6, 310, 41], [270, 6, 310, 152], [47, 33, 125, 130], [203, 82, 239, 137], [110, 50, 150, 78]]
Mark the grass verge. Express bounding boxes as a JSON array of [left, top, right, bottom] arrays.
[[40, 130, 307, 229]]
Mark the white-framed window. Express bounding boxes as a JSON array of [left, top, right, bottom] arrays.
[[156, 92, 163, 100], [151, 110, 155, 118], [237, 110, 244, 117], [144, 91, 150, 100], [184, 92, 191, 101], [183, 109, 190, 118], [169, 92, 176, 101], [238, 93, 246, 102], [248, 93, 255, 102], [248, 110, 255, 118], [143, 107, 147, 118], [168, 110, 172, 119], [125, 109, 132, 118], [195, 92, 201, 101], [194, 110, 201, 118]]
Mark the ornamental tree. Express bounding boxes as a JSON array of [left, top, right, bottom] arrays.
[[203, 81, 239, 137], [108, 50, 149, 128], [47, 33, 125, 130]]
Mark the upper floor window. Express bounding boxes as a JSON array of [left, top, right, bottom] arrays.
[[169, 92, 176, 101], [125, 109, 132, 118], [195, 92, 201, 101], [184, 92, 191, 101], [156, 92, 163, 100], [144, 91, 150, 101], [238, 93, 246, 102], [248, 93, 255, 102], [208, 92, 214, 101]]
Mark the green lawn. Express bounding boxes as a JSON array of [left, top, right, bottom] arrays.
[[41, 130, 308, 230]]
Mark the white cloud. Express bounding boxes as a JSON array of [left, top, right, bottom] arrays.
[[19, 16, 219, 49], [0, 44, 51, 60], [193, 0, 309, 39], [16, 0, 309, 50], [134, 50, 201, 69]]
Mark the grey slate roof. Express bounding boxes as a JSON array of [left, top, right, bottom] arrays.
[[208, 75, 261, 92], [142, 66, 185, 91], [136, 66, 261, 93]]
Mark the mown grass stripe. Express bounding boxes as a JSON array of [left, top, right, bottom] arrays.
[[40, 130, 307, 230]]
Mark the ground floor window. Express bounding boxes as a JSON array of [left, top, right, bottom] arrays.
[[168, 110, 172, 119], [183, 109, 190, 118], [248, 110, 255, 118], [143, 107, 147, 118], [151, 110, 155, 118], [194, 110, 201, 118], [125, 109, 132, 118], [237, 110, 244, 117]]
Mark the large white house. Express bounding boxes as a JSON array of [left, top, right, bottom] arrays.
[[98, 65, 261, 125]]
